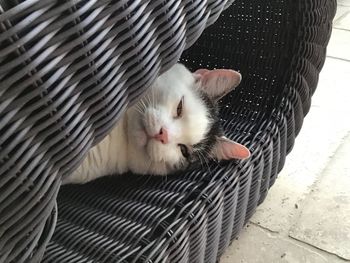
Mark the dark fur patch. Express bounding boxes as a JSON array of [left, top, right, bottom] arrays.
[[185, 90, 223, 167]]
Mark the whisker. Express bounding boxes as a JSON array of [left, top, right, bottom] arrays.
[[195, 152, 205, 170], [152, 88, 155, 109], [140, 173, 153, 189], [161, 173, 168, 185], [145, 94, 151, 108], [198, 150, 212, 174], [135, 100, 144, 109], [203, 148, 218, 164], [149, 93, 153, 108], [134, 105, 145, 116], [140, 97, 147, 111]]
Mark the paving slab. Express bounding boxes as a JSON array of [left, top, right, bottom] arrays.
[[289, 134, 350, 260], [220, 224, 347, 263], [250, 57, 350, 233], [338, 0, 350, 7], [327, 29, 350, 61], [334, 5, 350, 24], [220, 4, 350, 262], [334, 9, 350, 30]]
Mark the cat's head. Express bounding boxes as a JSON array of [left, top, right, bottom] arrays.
[[126, 64, 250, 175]]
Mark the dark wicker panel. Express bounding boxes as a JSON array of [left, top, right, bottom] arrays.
[[44, 0, 335, 262], [0, 0, 336, 262], [0, 1, 232, 262]]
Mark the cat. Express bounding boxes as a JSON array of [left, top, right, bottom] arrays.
[[63, 63, 250, 184]]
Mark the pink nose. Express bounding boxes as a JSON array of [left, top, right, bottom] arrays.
[[153, 127, 169, 144]]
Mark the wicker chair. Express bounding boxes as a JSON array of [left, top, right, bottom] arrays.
[[0, 0, 336, 262]]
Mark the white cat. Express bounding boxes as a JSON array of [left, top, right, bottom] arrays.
[[63, 64, 250, 184]]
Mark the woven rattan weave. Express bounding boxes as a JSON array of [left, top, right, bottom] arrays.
[[0, 0, 336, 262]]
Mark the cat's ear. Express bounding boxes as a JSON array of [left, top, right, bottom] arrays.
[[194, 68, 242, 100], [212, 136, 250, 160]]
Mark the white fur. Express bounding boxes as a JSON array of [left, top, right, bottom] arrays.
[[64, 64, 210, 184]]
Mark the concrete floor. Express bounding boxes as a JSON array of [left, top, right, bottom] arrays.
[[220, 2, 350, 263]]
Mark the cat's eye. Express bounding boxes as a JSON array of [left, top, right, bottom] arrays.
[[178, 144, 189, 158], [176, 96, 184, 118]]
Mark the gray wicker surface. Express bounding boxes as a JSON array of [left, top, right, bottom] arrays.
[[0, 0, 336, 262], [0, 1, 232, 262]]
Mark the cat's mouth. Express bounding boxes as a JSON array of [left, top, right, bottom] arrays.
[[138, 123, 164, 160]]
